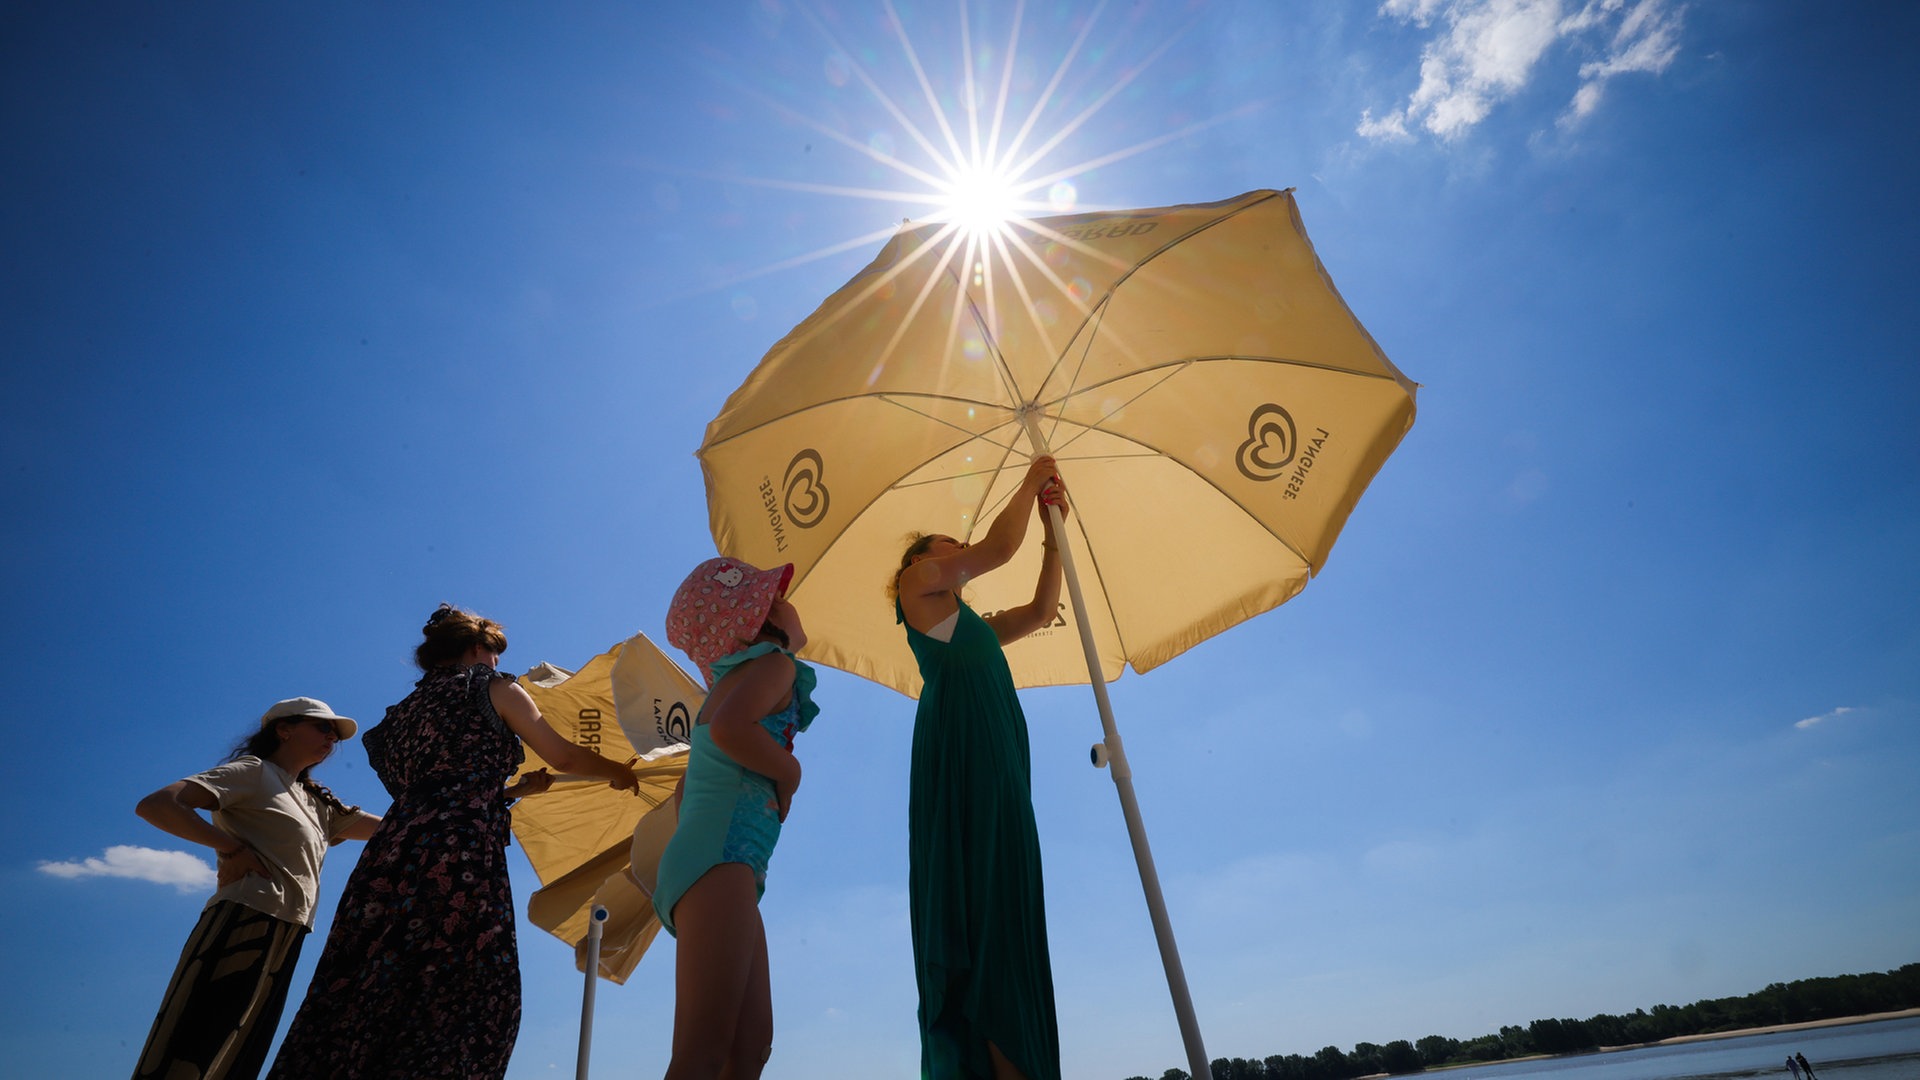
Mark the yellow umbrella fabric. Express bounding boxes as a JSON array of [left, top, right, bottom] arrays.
[[698, 188, 1416, 698], [511, 637, 697, 983]]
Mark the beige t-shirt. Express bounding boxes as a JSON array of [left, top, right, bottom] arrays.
[[184, 756, 366, 928]]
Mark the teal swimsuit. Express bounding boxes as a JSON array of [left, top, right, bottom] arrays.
[[651, 643, 818, 935]]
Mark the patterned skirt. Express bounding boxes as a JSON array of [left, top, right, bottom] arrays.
[[133, 899, 308, 1080]]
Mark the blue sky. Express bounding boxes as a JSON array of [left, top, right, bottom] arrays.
[[4, 2, 1916, 1078]]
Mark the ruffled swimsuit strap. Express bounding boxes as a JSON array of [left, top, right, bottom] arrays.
[[705, 642, 819, 732]]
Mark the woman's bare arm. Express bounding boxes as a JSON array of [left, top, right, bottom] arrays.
[[900, 455, 1059, 602], [981, 478, 1068, 644], [493, 679, 638, 792]]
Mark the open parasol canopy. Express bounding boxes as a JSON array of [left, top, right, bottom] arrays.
[[698, 188, 1415, 698]]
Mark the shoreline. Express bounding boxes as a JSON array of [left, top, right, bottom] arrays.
[[1409, 1008, 1920, 1075], [1605, 1006, 1920, 1051]]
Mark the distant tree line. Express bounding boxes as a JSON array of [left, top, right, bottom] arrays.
[[1122, 961, 1920, 1080]]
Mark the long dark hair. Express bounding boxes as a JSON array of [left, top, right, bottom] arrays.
[[225, 722, 357, 818], [414, 603, 508, 670]]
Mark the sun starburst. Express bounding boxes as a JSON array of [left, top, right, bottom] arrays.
[[639, 0, 1261, 305], [931, 162, 1024, 237]]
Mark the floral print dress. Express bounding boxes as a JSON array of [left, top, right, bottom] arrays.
[[267, 664, 526, 1080]]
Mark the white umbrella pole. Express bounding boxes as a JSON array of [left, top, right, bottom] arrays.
[[1022, 416, 1211, 1080], [576, 904, 608, 1080]]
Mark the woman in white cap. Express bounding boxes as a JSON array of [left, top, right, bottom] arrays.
[[131, 696, 381, 1080]]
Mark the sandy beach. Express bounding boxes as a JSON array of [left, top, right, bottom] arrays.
[[1410, 1008, 1920, 1074], [1619, 1007, 1920, 1050]]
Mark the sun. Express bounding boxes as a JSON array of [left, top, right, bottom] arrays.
[[653, 3, 1255, 305], [934, 162, 1024, 236]]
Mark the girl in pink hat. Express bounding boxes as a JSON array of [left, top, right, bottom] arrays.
[[656, 556, 818, 1080]]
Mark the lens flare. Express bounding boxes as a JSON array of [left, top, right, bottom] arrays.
[[937, 163, 1022, 235]]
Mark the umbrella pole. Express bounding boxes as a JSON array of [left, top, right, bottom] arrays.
[[576, 904, 608, 1080], [1023, 417, 1211, 1080]]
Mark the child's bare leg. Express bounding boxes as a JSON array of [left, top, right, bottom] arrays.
[[717, 927, 772, 1080], [664, 864, 765, 1080]]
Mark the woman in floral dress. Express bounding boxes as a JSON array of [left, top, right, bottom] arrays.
[[268, 605, 637, 1080]]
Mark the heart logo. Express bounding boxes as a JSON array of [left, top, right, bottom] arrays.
[[663, 701, 692, 742], [783, 449, 831, 528], [1235, 404, 1297, 481]]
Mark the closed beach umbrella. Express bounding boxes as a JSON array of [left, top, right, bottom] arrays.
[[512, 638, 694, 983], [696, 188, 1417, 1076]]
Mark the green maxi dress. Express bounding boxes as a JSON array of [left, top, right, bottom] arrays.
[[901, 598, 1062, 1080]]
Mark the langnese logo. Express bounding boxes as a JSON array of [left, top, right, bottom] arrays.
[[660, 700, 692, 744], [783, 449, 830, 528], [758, 448, 830, 554], [1236, 404, 1297, 481]]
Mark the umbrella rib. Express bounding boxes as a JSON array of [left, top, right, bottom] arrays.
[[887, 446, 1159, 490], [995, 218, 1146, 421], [949, 203, 1157, 416], [770, 219, 969, 363], [872, 393, 1025, 454], [1018, 190, 1288, 405], [1047, 352, 1411, 410], [947, 235, 1044, 413], [1032, 352, 1403, 463], [959, 222, 1114, 422], [1043, 409, 1322, 570], [702, 389, 1021, 455], [879, 233, 987, 384], [1038, 357, 1185, 459]]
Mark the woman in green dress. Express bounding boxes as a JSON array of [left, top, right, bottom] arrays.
[[892, 454, 1068, 1080]]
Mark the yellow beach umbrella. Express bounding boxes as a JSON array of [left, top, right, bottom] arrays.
[[511, 634, 700, 983], [696, 188, 1417, 1077], [701, 188, 1414, 693]]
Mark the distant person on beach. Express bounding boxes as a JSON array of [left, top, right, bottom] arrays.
[[1787, 1054, 1803, 1079], [890, 454, 1069, 1080], [266, 605, 638, 1080], [654, 556, 820, 1080], [131, 697, 379, 1080], [1796, 1051, 1818, 1079]]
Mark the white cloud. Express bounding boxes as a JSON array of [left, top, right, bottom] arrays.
[[1561, 0, 1684, 126], [37, 844, 215, 894], [1357, 107, 1413, 141], [1794, 706, 1854, 731], [1381, 0, 1449, 26], [1361, 0, 1685, 140]]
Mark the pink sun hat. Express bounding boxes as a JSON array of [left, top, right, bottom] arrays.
[[666, 556, 795, 685]]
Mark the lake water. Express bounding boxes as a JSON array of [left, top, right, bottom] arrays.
[[1426, 1015, 1920, 1080]]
